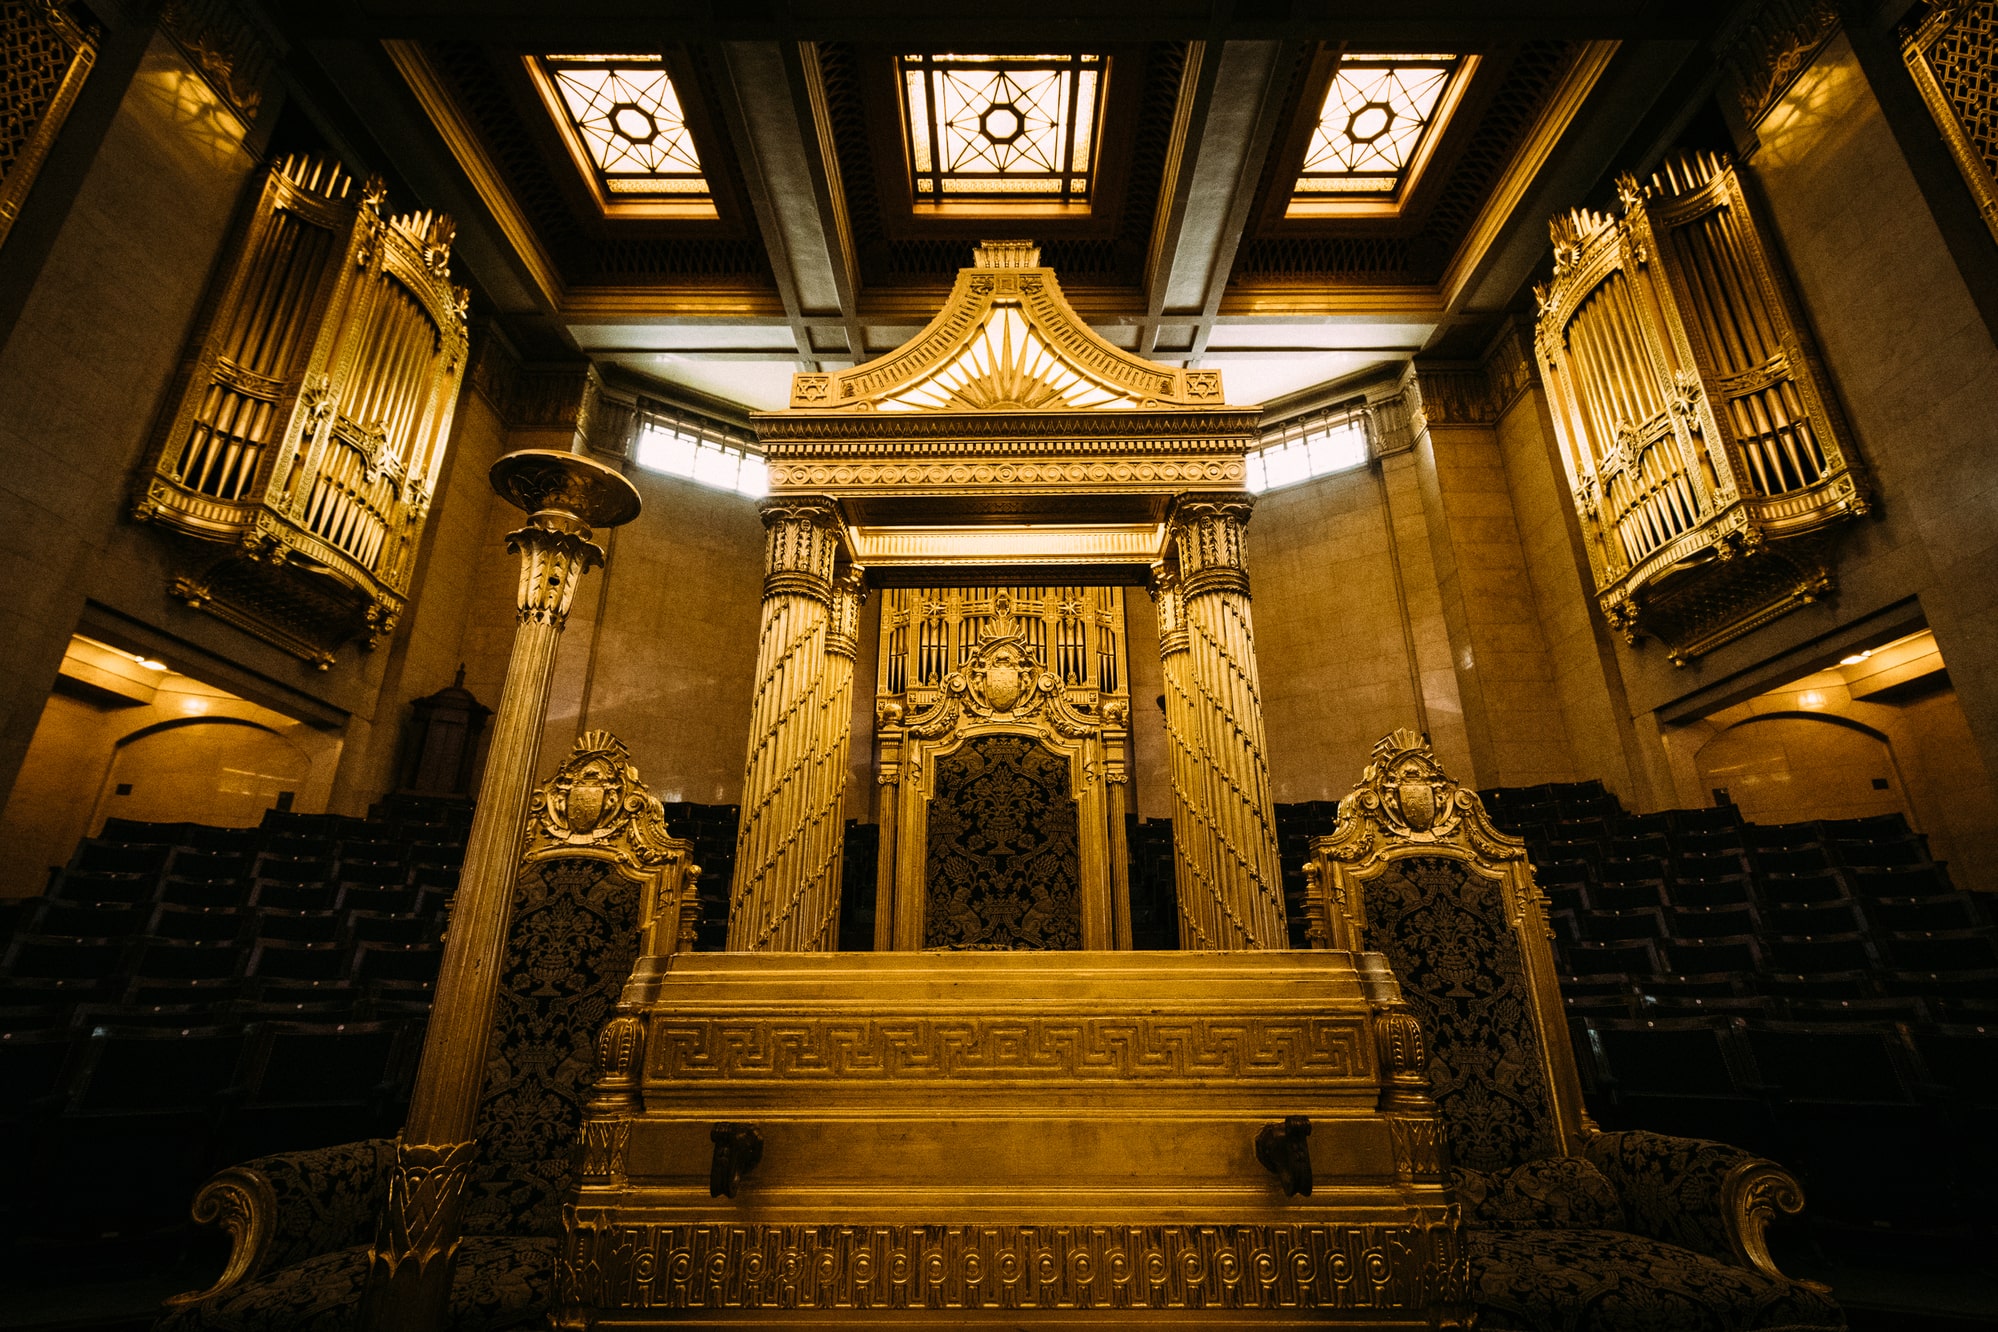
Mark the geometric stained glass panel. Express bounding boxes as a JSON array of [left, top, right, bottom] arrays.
[[1295, 53, 1464, 199], [535, 54, 710, 199], [899, 53, 1105, 203]]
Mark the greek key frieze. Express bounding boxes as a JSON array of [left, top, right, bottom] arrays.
[[645, 1016, 1366, 1082], [562, 1221, 1439, 1312]]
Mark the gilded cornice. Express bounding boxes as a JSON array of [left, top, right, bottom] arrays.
[[769, 456, 1248, 495], [755, 410, 1259, 449]]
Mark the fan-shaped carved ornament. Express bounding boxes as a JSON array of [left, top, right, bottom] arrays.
[[787, 241, 1224, 412], [1319, 728, 1527, 874]]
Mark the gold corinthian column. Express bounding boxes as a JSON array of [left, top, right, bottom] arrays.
[[1160, 493, 1287, 949], [727, 498, 857, 951], [360, 450, 639, 1332]]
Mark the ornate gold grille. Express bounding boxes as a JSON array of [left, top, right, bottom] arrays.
[[0, 0, 97, 251], [1534, 152, 1868, 663], [880, 586, 1124, 700], [1904, 0, 1998, 246], [135, 155, 468, 667]]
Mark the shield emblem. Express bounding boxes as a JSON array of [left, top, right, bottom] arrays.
[[1396, 781, 1437, 832], [983, 649, 1025, 711], [566, 778, 609, 832], [985, 662, 1023, 711]]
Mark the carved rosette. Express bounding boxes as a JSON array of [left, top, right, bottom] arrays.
[[1158, 495, 1286, 950]]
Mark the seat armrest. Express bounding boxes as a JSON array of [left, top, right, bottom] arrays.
[[1579, 1129, 1818, 1286], [166, 1137, 396, 1307]]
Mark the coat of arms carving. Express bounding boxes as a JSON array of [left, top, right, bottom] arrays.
[[526, 729, 683, 873], [949, 593, 1061, 720]]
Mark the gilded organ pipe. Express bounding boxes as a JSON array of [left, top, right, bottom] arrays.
[[134, 155, 468, 667], [1533, 152, 1868, 662]]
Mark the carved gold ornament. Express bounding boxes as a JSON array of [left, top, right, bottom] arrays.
[[526, 730, 686, 878]]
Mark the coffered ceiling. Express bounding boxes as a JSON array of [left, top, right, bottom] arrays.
[[271, 2, 1724, 416]]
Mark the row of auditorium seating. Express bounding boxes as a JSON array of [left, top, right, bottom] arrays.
[[1, 799, 467, 1249], [1, 1017, 422, 1243], [1475, 782, 1996, 1249]]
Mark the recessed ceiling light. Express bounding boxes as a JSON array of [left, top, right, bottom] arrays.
[[1839, 650, 1872, 666], [136, 656, 168, 671]]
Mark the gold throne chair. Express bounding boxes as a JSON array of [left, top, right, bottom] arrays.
[[157, 732, 699, 1332], [1305, 731, 1845, 1332]]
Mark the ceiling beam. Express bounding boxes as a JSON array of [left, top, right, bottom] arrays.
[[1143, 41, 1290, 353], [711, 41, 839, 370]]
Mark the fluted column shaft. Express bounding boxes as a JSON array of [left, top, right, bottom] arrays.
[[362, 446, 636, 1332], [728, 498, 854, 951], [1161, 495, 1287, 948]]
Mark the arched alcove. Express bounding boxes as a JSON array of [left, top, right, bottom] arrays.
[[1694, 712, 1911, 827], [91, 716, 311, 831]]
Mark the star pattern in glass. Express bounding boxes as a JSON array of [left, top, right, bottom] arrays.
[[899, 53, 1105, 203], [1295, 53, 1463, 199], [538, 54, 709, 197]]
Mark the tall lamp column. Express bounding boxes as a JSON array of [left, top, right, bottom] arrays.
[[359, 449, 640, 1332]]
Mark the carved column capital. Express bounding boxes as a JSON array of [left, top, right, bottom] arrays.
[[1167, 493, 1254, 599], [759, 496, 841, 602], [825, 566, 868, 659], [507, 517, 605, 626], [1149, 560, 1188, 656]]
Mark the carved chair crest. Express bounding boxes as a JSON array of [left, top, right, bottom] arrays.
[[525, 730, 700, 963]]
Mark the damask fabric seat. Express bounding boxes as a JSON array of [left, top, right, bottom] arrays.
[[1469, 1228, 1843, 1332]]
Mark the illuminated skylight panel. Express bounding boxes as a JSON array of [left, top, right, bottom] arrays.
[[541, 55, 709, 196], [900, 54, 1104, 202], [635, 424, 767, 497], [1296, 54, 1461, 198], [1245, 416, 1369, 492]]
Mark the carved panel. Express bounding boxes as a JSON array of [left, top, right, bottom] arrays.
[[1533, 152, 1867, 662], [924, 735, 1082, 950], [1721, 0, 1840, 128], [561, 1220, 1449, 1312], [134, 155, 469, 665], [158, 0, 273, 125], [646, 1016, 1366, 1083], [1904, 0, 1998, 247]]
